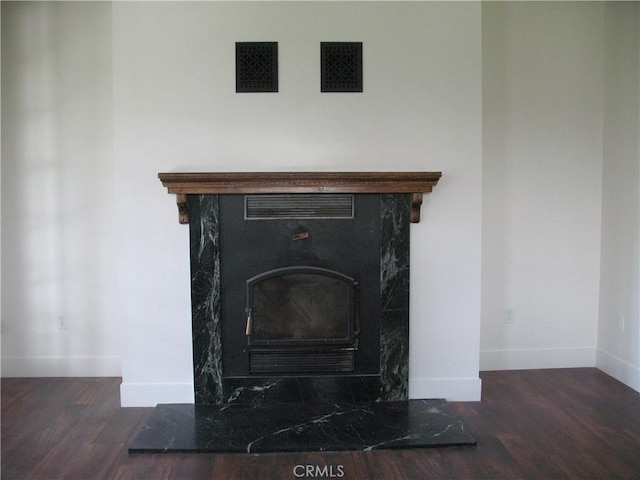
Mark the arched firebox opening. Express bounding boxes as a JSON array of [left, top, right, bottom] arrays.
[[246, 266, 358, 374]]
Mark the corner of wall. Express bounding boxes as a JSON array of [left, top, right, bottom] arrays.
[[596, 349, 640, 392]]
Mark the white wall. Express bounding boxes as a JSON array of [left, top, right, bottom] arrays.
[[480, 2, 640, 391], [481, 2, 605, 370], [597, 2, 640, 390], [1, 2, 120, 376], [3, 2, 638, 405], [113, 1, 483, 406]]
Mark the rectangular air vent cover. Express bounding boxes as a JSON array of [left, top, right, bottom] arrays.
[[249, 349, 355, 374], [245, 194, 354, 220], [236, 42, 278, 93], [321, 42, 363, 92]]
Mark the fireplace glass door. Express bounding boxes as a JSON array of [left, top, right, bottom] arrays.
[[246, 266, 358, 373]]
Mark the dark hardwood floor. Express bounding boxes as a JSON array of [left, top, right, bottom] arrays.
[[2, 368, 639, 479]]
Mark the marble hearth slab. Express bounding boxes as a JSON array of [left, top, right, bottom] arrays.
[[129, 399, 476, 454]]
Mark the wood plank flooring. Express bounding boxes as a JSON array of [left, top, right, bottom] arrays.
[[2, 368, 639, 479]]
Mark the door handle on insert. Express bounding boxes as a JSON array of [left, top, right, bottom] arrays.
[[245, 308, 252, 336]]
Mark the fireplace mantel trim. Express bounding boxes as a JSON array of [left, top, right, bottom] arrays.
[[158, 171, 442, 224]]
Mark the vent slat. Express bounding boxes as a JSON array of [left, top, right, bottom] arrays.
[[250, 350, 355, 373], [245, 194, 354, 220]]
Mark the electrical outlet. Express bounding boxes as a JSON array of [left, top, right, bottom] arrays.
[[58, 316, 68, 330], [618, 314, 625, 333], [505, 309, 515, 324]]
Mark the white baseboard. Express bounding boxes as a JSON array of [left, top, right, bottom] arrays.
[[409, 376, 482, 401], [596, 348, 640, 393], [120, 381, 194, 407], [1, 356, 122, 377], [479, 347, 596, 371]]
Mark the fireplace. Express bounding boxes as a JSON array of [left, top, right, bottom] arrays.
[[158, 172, 441, 405], [128, 171, 477, 454]]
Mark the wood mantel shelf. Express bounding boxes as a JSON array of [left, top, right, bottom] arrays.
[[158, 171, 442, 224]]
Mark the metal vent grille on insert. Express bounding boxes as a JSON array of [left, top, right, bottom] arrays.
[[245, 194, 355, 220], [249, 349, 355, 374]]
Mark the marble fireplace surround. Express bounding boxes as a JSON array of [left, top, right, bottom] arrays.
[[159, 171, 442, 405]]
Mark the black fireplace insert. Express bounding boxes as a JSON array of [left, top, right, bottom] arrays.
[[219, 194, 381, 380]]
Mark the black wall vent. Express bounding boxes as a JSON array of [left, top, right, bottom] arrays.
[[245, 194, 354, 220], [321, 42, 363, 92], [236, 42, 278, 93]]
